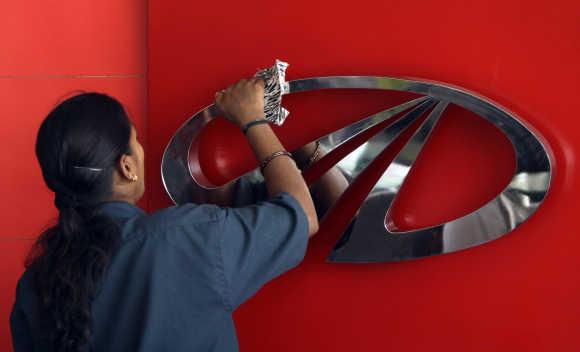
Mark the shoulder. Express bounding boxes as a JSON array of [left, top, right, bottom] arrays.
[[220, 191, 309, 239], [118, 202, 226, 247], [147, 202, 225, 227], [13, 269, 37, 309]]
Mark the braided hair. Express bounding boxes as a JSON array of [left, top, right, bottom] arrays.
[[27, 92, 133, 351]]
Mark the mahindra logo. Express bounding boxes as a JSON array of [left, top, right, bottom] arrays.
[[162, 76, 552, 262]]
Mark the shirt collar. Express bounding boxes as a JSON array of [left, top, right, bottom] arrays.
[[96, 201, 146, 219]]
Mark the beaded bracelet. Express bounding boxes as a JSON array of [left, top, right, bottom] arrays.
[[259, 151, 294, 173]]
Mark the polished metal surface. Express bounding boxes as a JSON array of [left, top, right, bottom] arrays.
[[162, 76, 553, 262]]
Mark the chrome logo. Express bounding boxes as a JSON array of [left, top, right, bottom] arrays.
[[162, 76, 552, 262]]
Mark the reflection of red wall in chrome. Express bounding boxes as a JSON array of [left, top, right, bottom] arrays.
[[149, 0, 579, 351]]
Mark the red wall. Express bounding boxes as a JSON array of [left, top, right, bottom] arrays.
[[148, 0, 579, 351], [2, 0, 579, 351], [0, 1, 147, 350]]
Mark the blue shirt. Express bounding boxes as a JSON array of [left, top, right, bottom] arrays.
[[10, 179, 309, 352]]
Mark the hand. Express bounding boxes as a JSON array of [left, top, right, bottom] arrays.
[[215, 78, 265, 129]]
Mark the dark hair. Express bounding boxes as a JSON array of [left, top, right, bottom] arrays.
[[27, 92, 133, 351]]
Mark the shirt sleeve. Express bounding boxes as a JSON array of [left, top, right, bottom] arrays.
[[217, 191, 309, 310]]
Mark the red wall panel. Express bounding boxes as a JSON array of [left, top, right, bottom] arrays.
[[0, 1, 146, 76], [148, 0, 580, 351], [0, 1, 147, 351]]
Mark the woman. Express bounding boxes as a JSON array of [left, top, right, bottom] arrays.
[[10, 78, 347, 351]]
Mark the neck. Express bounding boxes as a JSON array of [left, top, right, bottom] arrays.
[[108, 192, 138, 205]]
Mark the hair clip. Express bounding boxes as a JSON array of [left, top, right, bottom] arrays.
[[72, 165, 104, 172]]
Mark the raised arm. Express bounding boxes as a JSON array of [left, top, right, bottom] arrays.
[[215, 78, 319, 237]]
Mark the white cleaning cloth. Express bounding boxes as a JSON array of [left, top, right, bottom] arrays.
[[254, 59, 290, 125]]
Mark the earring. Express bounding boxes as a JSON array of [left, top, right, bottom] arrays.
[[130, 175, 138, 182]]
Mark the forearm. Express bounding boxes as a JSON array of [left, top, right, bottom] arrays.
[[214, 77, 319, 236], [245, 123, 319, 235], [292, 142, 349, 217]]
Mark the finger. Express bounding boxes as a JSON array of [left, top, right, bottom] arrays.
[[215, 91, 225, 106], [234, 79, 247, 89], [251, 78, 265, 93]]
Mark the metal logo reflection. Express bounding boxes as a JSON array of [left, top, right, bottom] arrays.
[[162, 77, 552, 262]]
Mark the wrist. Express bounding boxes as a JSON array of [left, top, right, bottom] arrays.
[[241, 118, 270, 135], [237, 112, 266, 128]]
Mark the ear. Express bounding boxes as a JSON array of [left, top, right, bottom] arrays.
[[117, 153, 137, 182]]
